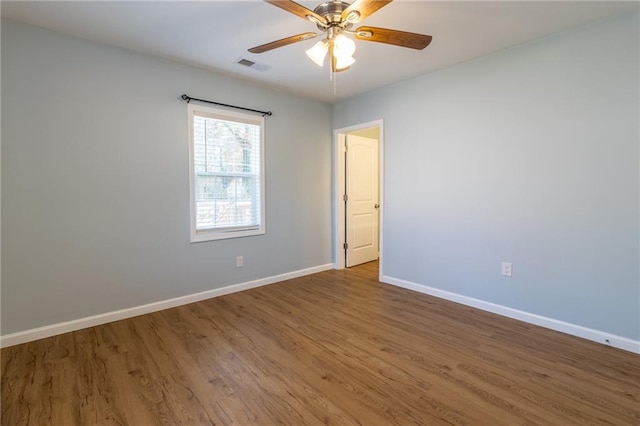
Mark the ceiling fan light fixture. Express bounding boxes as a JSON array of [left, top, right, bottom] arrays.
[[333, 34, 356, 57], [332, 34, 356, 71], [335, 55, 355, 71], [306, 39, 329, 66]]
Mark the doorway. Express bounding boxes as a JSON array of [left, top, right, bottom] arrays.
[[333, 120, 383, 277]]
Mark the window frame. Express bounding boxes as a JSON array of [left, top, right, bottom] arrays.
[[188, 103, 266, 242]]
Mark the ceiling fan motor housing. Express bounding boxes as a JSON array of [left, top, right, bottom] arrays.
[[313, 1, 351, 26]]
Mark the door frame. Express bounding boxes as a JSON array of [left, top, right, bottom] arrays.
[[333, 119, 384, 279]]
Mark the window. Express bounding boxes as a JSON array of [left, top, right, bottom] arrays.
[[188, 104, 265, 242]]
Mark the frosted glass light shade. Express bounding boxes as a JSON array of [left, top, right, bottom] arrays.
[[306, 40, 328, 66], [333, 34, 356, 70], [334, 34, 356, 57], [335, 55, 355, 71]]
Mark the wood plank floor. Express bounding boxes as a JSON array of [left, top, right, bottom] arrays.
[[2, 261, 639, 425]]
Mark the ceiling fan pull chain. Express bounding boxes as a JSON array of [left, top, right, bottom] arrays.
[[333, 69, 338, 95]]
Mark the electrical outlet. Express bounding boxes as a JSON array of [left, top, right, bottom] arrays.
[[236, 256, 244, 268], [501, 262, 512, 277]]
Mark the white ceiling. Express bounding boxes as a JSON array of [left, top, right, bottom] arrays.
[[2, 1, 636, 103]]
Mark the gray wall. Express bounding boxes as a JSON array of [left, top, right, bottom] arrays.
[[3, 12, 639, 341], [333, 13, 639, 340], [1, 20, 332, 334]]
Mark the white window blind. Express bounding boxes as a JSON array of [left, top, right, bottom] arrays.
[[188, 104, 265, 242]]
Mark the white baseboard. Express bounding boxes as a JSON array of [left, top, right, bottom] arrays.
[[0, 263, 334, 348], [381, 275, 640, 354]]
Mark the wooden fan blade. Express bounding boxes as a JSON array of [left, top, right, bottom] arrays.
[[264, 0, 327, 25], [248, 32, 318, 54], [355, 26, 432, 50], [341, 0, 392, 23]]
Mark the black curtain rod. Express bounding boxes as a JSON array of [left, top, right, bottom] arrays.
[[181, 94, 272, 117]]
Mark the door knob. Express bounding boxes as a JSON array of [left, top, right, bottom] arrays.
[[374, 204, 380, 209]]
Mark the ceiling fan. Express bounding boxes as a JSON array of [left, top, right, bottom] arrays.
[[248, 0, 432, 72]]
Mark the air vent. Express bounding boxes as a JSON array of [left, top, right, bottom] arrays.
[[237, 58, 255, 67], [234, 57, 271, 72]]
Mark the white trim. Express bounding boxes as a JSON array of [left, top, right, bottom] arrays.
[[333, 120, 384, 279], [334, 131, 346, 269], [188, 103, 266, 243], [381, 275, 640, 354], [0, 263, 334, 348]]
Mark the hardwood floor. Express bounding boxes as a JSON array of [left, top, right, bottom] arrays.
[[2, 261, 639, 425]]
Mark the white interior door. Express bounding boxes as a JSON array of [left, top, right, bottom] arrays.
[[345, 134, 379, 267]]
